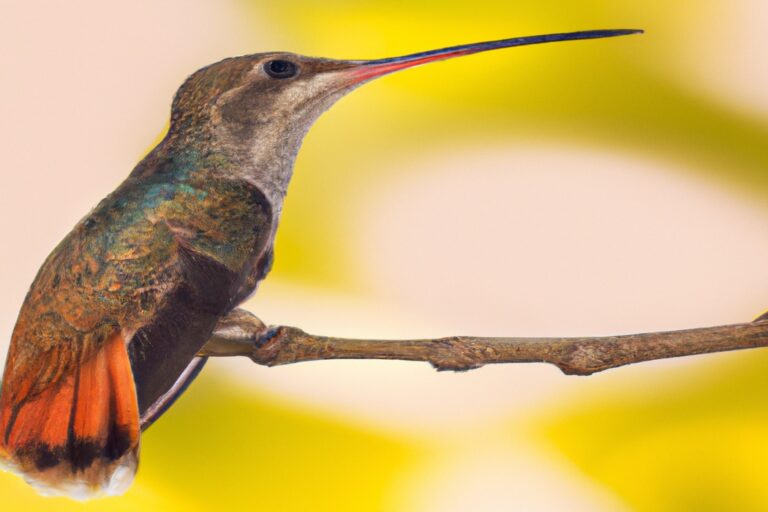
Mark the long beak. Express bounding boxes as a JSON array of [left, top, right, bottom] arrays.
[[342, 29, 642, 83]]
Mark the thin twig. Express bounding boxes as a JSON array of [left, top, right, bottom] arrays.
[[198, 309, 768, 376]]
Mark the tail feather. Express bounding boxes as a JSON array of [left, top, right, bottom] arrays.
[[0, 331, 140, 499]]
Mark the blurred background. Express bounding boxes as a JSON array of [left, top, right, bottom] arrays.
[[2, 0, 768, 510]]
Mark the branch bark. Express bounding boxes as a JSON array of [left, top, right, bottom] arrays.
[[198, 309, 768, 376]]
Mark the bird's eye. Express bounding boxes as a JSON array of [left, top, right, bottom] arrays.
[[264, 60, 298, 79]]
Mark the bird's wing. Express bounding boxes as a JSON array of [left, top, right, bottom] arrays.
[[0, 175, 272, 498], [125, 176, 274, 417]]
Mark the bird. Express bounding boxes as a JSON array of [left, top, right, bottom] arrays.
[[0, 29, 641, 499]]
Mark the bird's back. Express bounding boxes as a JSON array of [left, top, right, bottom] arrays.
[[0, 155, 273, 497]]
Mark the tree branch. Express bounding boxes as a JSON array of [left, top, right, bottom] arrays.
[[198, 309, 768, 376]]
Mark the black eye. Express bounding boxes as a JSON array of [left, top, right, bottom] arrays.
[[264, 60, 298, 79]]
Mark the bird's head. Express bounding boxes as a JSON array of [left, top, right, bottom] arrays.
[[165, 29, 641, 202]]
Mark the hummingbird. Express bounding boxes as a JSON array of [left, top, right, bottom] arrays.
[[0, 29, 641, 498]]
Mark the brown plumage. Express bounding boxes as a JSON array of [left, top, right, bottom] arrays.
[[1, 168, 272, 497]]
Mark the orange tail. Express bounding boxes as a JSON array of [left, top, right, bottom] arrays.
[[0, 332, 139, 499]]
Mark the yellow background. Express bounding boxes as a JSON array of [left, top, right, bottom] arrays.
[[2, 1, 768, 510]]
